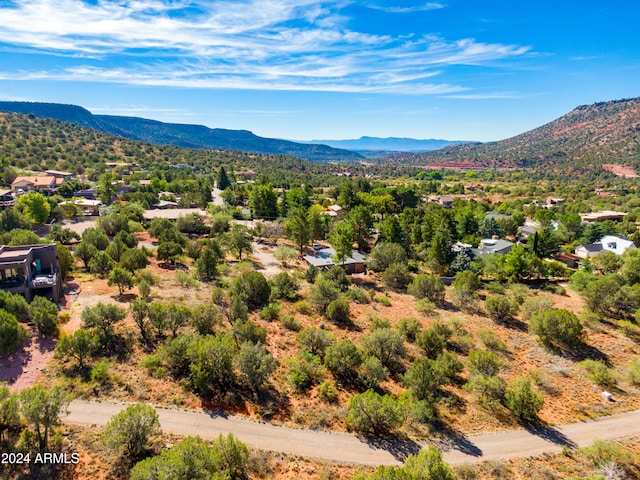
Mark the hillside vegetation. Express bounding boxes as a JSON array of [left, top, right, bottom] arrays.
[[0, 101, 363, 162], [388, 98, 640, 173]]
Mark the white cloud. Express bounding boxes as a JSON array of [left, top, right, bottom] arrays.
[[0, 1, 532, 93]]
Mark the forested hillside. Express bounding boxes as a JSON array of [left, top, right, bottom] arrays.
[[388, 98, 640, 173], [0, 102, 363, 162]]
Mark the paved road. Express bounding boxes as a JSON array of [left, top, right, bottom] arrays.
[[63, 400, 640, 466]]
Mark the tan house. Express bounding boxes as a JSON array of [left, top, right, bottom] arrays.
[[11, 176, 57, 194]]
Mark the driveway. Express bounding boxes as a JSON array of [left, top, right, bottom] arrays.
[[63, 399, 640, 466]]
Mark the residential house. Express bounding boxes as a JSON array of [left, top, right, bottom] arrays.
[[59, 199, 102, 217], [45, 170, 73, 188], [0, 244, 63, 304], [471, 238, 514, 257], [554, 253, 581, 269], [0, 189, 15, 208], [580, 211, 628, 223], [73, 189, 97, 200], [575, 235, 637, 258], [11, 176, 57, 194], [304, 247, 367, 274]]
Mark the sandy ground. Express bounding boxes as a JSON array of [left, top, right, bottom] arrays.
[[0, 328, 56, 392], [251, 242, 284, 278]]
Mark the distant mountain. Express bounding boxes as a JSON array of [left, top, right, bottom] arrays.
[[302, 136, 468, 153], [0, 102, 363, 162], [386, 98, 640, 173]]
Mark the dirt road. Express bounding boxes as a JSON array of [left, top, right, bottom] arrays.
[[63, 399, 640, 466]]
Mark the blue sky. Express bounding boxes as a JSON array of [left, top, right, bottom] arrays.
[[0, 1, 638, 141]]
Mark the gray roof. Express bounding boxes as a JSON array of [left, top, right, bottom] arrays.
[[472, 239, 514, 256], [578, 243, 604, 252], [304, 247, 366, 269]]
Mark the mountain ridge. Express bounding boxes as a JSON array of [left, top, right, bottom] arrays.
[[299, 136, 469, 152], [0, 101, 363, 162], [386, 97, 640, 173]]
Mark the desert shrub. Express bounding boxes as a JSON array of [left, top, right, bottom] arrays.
[[467, 349, 503, 377], [346, 390, 404, 435], [375, 295, 391, 307], [529, 308, 583, 349], [465, 374, 506, 410], [103, 403, 161, 460], [325, 298, 350, 323], [281, 315, 302, 331], [504, 377, 544, 421], [485, 294, 518, 323], [368, 313, 390, 331], [0, 290, 29, 320], [478, 328, 509, 354], [362, 328, 406, 368], [407, 273, 445, 303], [358, 356, 388, 389], [0, 310, 29, 355], [318, 381, 338, 403], [324, 339, 362, 381], [236, 342, 277, 392], [521, 295, 555, 322], [270, 272, 299, 301], [231, 271, 271, 310], [415, 298, 436, 316], [580, 360, 617, 388], [295, 300, 313, 315], [288, 350, 323, 392], [398, 317, 423, 342], [627, 359, 640, 386], [90, 358, 111, 385], [29, 296, 59, 336], [297, 328, 334, 356], [232, 320, 267, 345], [382, 262, 412, 291], [309, 276, 340, 314], [346, 287, 371, 304], [260, 302, 281, 321], [618, 320, 640, 340], [323, 266, 351, 291]]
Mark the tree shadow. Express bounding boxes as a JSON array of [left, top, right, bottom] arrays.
[[357, 434, 423, 462], [524, 421, 577, 449], [432, 423, 483, 458]]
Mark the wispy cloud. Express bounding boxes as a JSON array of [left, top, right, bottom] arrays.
[[0, 0, 532, 94], [367, 2, 446, 13]]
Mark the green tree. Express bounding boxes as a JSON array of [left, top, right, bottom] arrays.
[[55, 329, 99, 369], [0, 386, 20, 441], [231, 271, 271, 310], [467, 349, 503, 377], [186, 333, 237, 395], [226, 224, 253, 260], [324, 339, 362, 381], [236, 342, 277, 393], [249, 183, 278, 219], [119, 248, 149, 273], [29, 296, 59, 336], [367, 242, 407, 272], [19, 385, 70, 451], [346, 390, 404, 435], [403, 357, 442, 402], [195, 248, 219, 282], [297, 327, 335, 356], [270, 271, 298, 301], [348, 205, 373, 251], [108, 266, 135, 295], [82, 302, 127, 345], [0, 310, 29, 355], [157, 241, 183, 265], [329, 220, 356, 265], [485, 294, 519, 323], [309, 275, 340, 314], [381, 262, 412, 291], [97, 172, 117, 205], [529, 308, 583, 349], [273, 245, 298, 267], [74, 241, 98, 269], [504, 377, 544, 422], [89, 250, 115, 277], [103, 403, 161, 460], [130, 298, 151, 342], [57, 242, 74, 279], [284, 207, 311, 253], [217, 166, 231, 190], [407, 274, 445, 304], [17, 191, 50, 224], [326, 298, 351, 322], [362, 328, 406, 369]]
